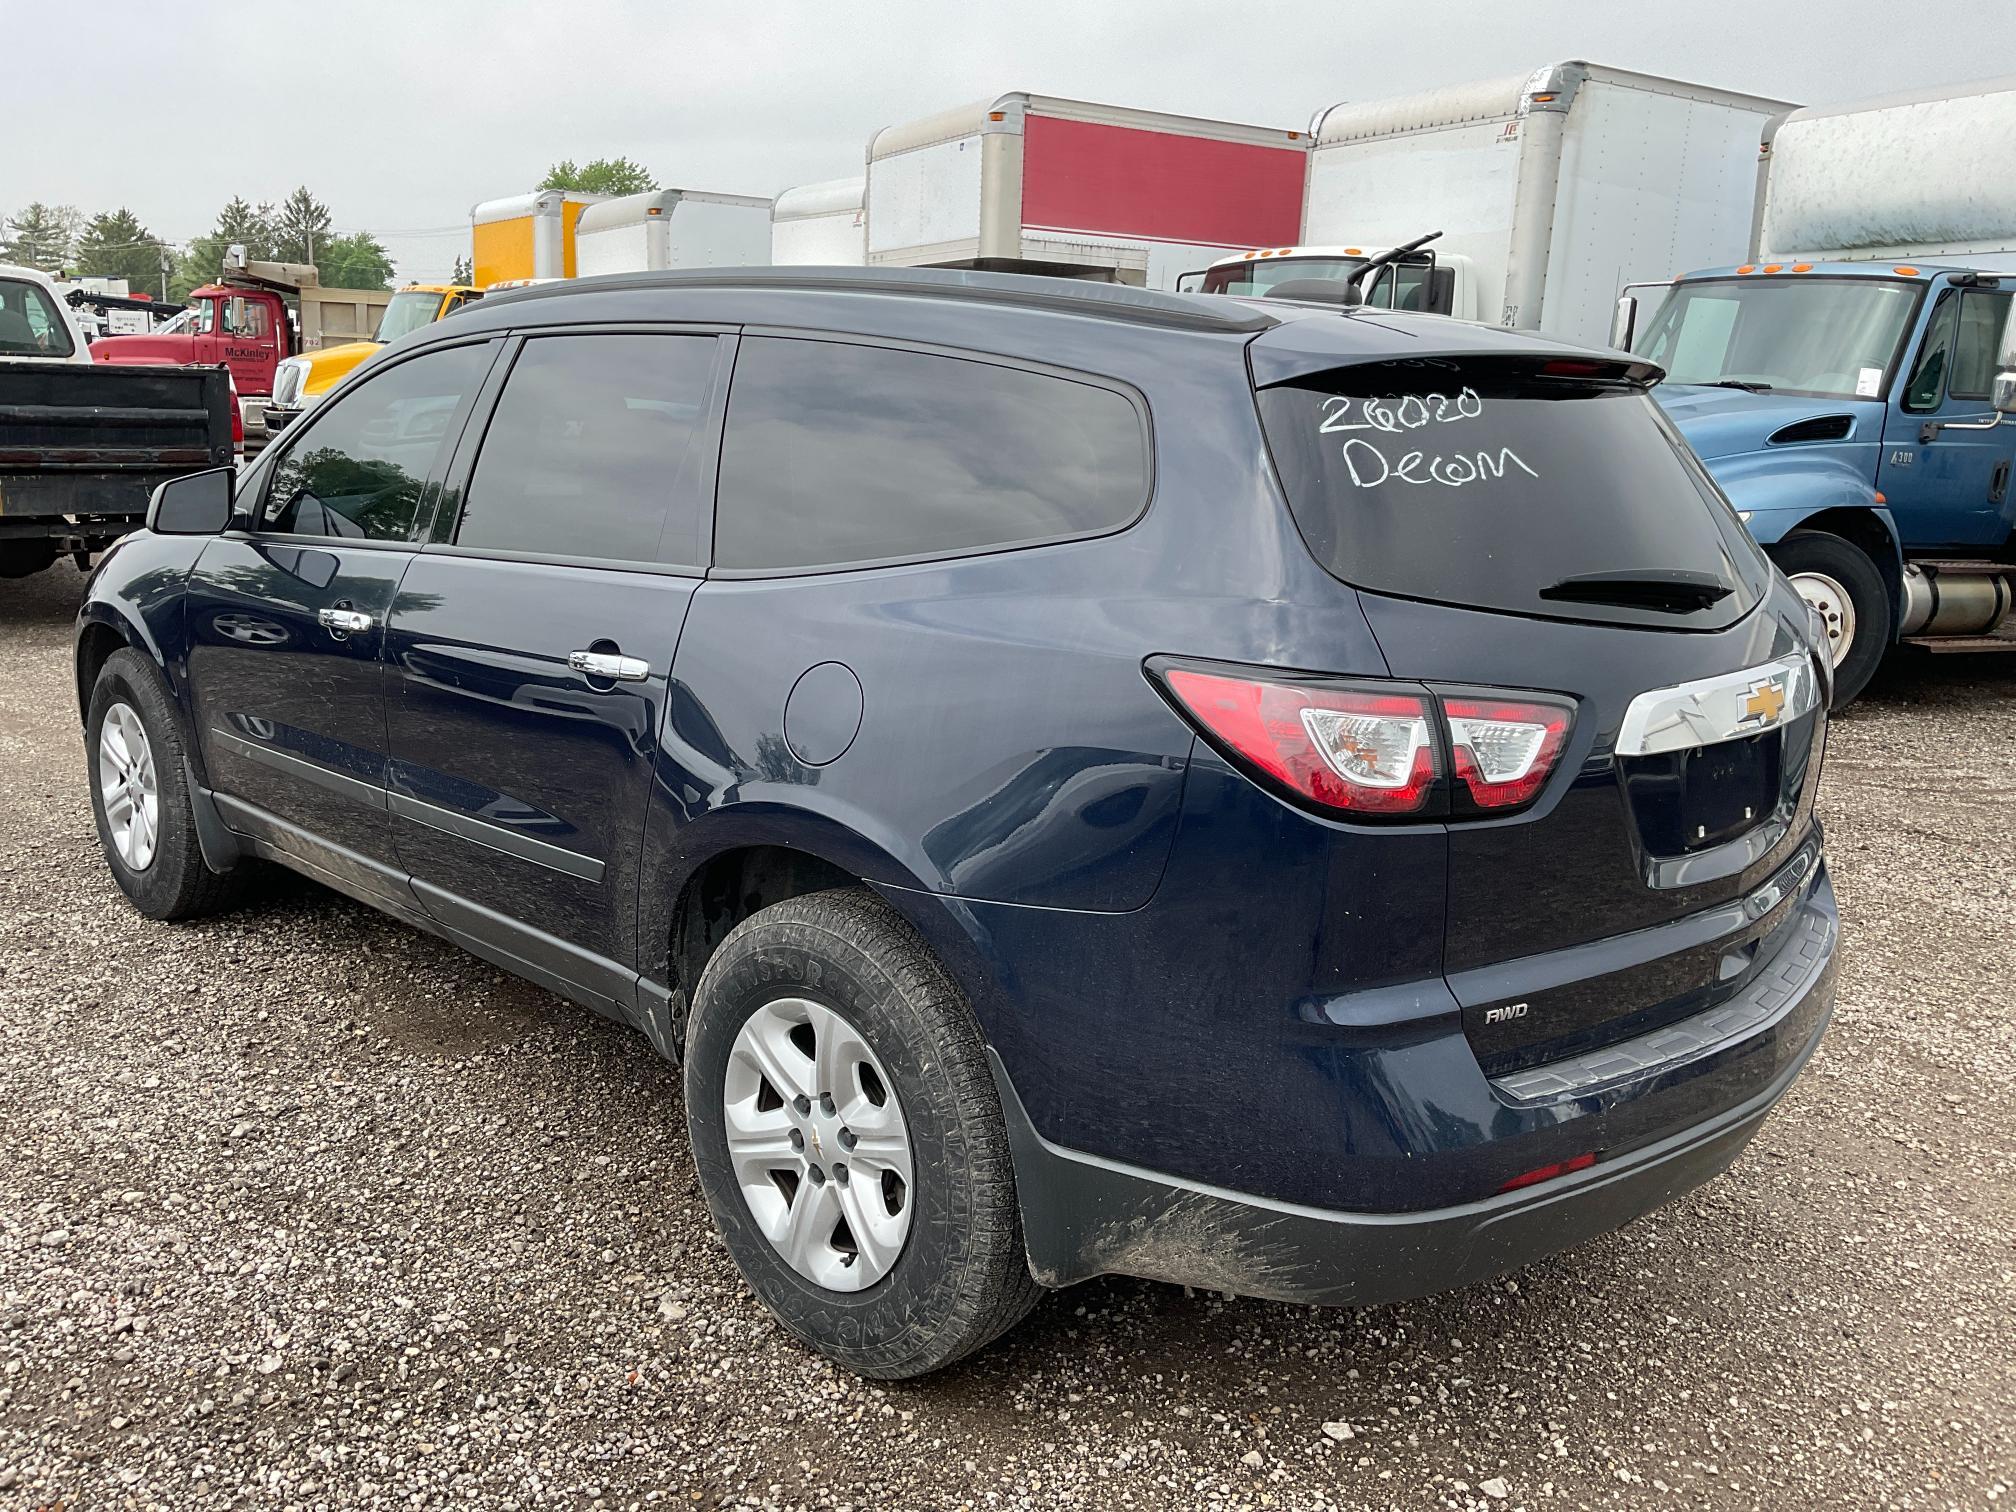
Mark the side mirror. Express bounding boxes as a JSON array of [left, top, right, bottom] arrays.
[[1994, 299, 2016, 414], [1610, 294, 1640, 353], [146, 466, 235, 536]]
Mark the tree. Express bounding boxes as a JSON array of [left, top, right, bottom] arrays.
[[270, 186, 333, 271], [451, 253, 472, 285], [317, 231, 396, 291], [75, 208, 169, 292], [1, 202, 83, 272], [540, 157, 656, 196], [172, 197, 276, 300]]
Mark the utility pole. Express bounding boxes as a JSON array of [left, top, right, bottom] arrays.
[[159, 249, 170, 301]]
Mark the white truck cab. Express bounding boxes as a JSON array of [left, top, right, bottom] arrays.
[[0, 264, 94, 363], [1187, 244, 1478, 316]]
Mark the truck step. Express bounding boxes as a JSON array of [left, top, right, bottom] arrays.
[[1912, 559, 2015, 575], [1901, 633, 2016, 654]]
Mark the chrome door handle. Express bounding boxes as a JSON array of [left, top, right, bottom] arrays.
[[568, 650, 651, 682], [317, 607, 375, 634]]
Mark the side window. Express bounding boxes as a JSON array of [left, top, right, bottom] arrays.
[[450, 333, 719, 567], [715, 338, 1150, 572], [1950, 290, 2013, 400], [260, 342, 492, 541], [237, 299, 272, 341], [1904, 293, 1957, 412]]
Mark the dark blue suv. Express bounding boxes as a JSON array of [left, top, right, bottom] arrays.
[[76, 269, 1838, 1378]]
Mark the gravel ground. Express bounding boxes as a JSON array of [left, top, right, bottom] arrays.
[[1, 563, 2012, 1512]]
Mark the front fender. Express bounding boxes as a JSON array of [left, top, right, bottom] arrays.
[[74, 531, 206, 736], [1707, 450, 1900, 553]]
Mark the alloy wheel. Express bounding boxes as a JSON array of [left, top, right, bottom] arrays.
[[723, 996, 914, 1291], [97, 702, 160, 872]]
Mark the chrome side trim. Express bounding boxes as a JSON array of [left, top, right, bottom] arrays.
[[388, 790, 604, 883], [1614, 651, 1819, 756]]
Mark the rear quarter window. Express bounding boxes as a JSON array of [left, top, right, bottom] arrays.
[[715, 337, 1150, 572], [1257, 359, 1770, 629]]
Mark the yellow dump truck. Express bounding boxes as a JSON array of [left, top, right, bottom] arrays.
[[264, 281, 483, 430]]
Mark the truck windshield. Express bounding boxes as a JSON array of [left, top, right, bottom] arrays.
[[1636, 277, 1921, 400], [0, 277, 75, 357], [1202, 255, 1440, 311], [374, 291, 444, 344]]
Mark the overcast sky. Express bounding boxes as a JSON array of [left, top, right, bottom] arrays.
[[11, 0, 2010, 281]]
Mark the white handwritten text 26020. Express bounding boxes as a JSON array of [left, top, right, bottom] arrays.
[[1317, 388, 1537, 490]]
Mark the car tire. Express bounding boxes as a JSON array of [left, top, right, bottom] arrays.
[[1771, 532, 1891, 707], [684, 888, 1043, 1378], [86, 647, 246, 921]]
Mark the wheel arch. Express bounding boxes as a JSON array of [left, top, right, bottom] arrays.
[[75, 602, 166, 727], [647, 811, 958, 1057], [1773, 507, 1905, 632]]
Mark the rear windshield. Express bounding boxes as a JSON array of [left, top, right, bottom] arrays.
[[1257, 360, 1770, 629]]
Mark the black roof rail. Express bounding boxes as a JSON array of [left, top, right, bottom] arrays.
[[479, 265, 1278, 335]]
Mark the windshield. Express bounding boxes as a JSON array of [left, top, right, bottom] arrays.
[[1201, 255, 1442, 312], [1258, 358, 1769, 629], [1636, 277, 1921, 400], [0, 277, 75, 357], [374, 290, 444, 343]]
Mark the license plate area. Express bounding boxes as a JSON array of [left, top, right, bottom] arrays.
[[1622, 730, 1781, 856]]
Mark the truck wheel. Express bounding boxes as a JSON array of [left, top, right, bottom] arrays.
[[0, 540, 56, 578], [1771, 533, 1891, 706], [684, 889, 1043, 1379], [86, 648, 246, 921]]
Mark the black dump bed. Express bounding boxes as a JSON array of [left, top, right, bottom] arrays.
[[0, 361, 232, 548]]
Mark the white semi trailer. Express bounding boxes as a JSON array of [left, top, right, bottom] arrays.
[[864, 92, 1307, 288], [1199, 63, 1793, 346], [574, 188, 774, 277]]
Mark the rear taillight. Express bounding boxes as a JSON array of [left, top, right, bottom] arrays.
[[1444, 697, 1571, 810], [1152, 660, 1573, 821], [1161, 667, 1436, 815]]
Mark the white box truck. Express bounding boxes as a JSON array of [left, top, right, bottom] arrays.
[[864, 92, 1307, 288], [771, 176, 866, 266], [1198, 63, 1793, 346], [574, 188, 774, 277], [1754, 75, 2016, 269]]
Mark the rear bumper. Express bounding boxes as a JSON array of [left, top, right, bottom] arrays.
[[994, 873, 1837, 1304]]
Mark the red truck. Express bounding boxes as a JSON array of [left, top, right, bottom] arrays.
[[89, 249, 389, 437]]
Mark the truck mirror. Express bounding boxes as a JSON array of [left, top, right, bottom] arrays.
[[1610, 294, 1639, 352], [147, 466, 235, 537], [1994, 300, 2016, 414]]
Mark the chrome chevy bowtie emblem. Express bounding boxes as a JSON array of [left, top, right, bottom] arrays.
[[1739, 679, 1787, 727]]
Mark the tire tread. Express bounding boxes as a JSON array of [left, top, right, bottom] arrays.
[[690, 888, 1042, 1377]]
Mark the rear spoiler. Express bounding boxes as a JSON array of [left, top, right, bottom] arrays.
[[1246, 313, 1664, 390]]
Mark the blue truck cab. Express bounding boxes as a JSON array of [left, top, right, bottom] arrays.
[[1631, 261, 2016, 701]]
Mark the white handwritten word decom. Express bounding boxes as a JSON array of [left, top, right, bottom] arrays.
[[1317, 389, 1538, 490]]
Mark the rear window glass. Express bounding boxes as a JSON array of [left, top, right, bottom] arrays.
[[1258, 360, 1769, 629], [715, 337, 1149, 572]]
